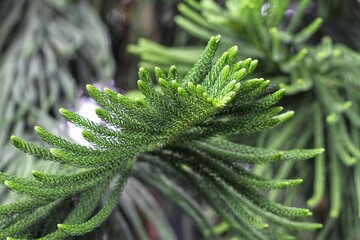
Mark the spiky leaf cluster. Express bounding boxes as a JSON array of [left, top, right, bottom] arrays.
[[0, 36, 322, 239]]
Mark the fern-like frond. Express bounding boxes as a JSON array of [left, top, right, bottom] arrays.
[[0, 36, 323, 239]]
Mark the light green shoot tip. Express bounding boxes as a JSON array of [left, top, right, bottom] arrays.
[[85, 84, 94, 91], [4, 180, 14, 188], [305, 210, 313, 217], [31, 170, 42, 178], [49, 148, 61, 156], [276, 111, 295, 121], [213, 35, 221, 40], [57, 223, 65, 229], [59, 108, 68, 114], [34, 125, 43, 132], [10, 135, 18, 141]]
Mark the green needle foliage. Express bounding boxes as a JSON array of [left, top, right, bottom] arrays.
[[129, 1, 360, 238], [0, 36, 323, 239]]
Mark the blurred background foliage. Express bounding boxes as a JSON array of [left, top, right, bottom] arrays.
[[1, 0, 360, 239], [0, 0, 114, 183]]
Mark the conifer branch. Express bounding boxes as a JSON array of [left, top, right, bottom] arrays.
[[0, 36, 323, 239]]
